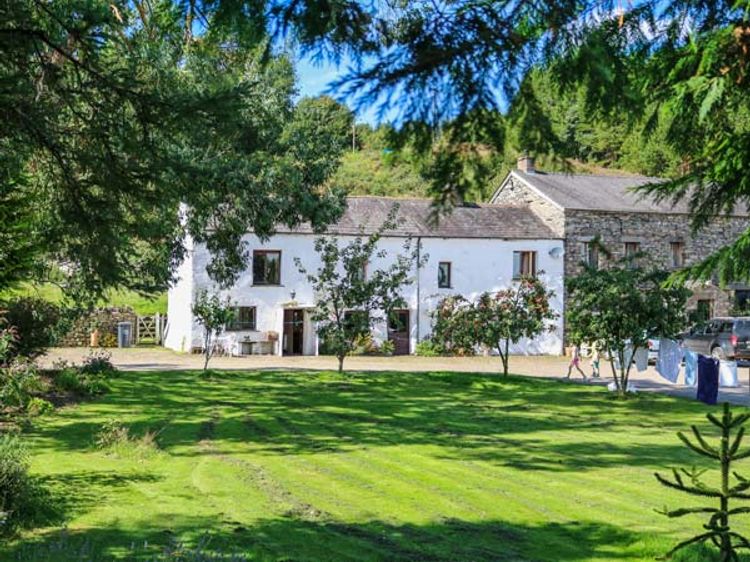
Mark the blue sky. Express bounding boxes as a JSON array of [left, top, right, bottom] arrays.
[[295, 55, 389, 126]]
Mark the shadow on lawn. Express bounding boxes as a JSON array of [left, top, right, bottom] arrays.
[[31, 369, 722, 472], [37, 471, 162, 520], [5, 514, 686, 561]]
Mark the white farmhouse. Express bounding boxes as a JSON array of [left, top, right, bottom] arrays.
[[165, 196, 565, 356]]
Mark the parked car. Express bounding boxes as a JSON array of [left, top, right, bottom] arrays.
[[647, 338, 660, 364], [681, 317, 750, 360]]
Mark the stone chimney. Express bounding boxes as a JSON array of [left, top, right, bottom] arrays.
[[517, 153, 535, 174]]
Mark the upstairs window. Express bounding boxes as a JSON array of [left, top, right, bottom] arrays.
[[253, 250, 281, 285], [671, 242, 685, 268], [438, 262, 452, 288], [513, 251, 537, 279], [226, 307, 257, 331]]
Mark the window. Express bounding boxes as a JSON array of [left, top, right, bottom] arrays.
[[735, 290, 750, 312], [624, 242, 640, 258], [438, 262, 452, 288], [513, 251, 537, 279], [253, 250, 281, 285], [671, 242, 685, 268], [584, 241, 599, 269], [226, 307, 257, 331]]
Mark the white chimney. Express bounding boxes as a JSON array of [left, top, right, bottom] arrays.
[[517, 153, 535, 174]]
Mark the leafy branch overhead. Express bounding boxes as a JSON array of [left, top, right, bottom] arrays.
[[656, 403, 750, 561], [2, 1, 350, 302]]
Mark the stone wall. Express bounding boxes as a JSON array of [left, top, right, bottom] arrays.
[[564, 209, 750, 314], [57, 307, 138, 347], [492, 170, 750, 323], [490, 173, 566, 236]]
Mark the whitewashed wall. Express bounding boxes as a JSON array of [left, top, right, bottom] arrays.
[[164, 235, 194, 352], [165, 233, 565, 356]]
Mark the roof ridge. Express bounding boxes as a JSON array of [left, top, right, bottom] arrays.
[[346, 195, 526, 209], [522, 171, 665, 181]]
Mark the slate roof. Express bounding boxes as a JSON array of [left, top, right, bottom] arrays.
[[280, 196, 560, 240], [511, 170, 692, 213]]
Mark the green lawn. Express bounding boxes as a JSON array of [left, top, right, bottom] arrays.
[[6, 369, 747, 561], [0, 283, 167, 315]]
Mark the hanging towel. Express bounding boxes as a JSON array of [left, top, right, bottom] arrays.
[[656, 338, 683, 383], [634, 347, 649, 372], [697, 355, 719, 405], [613, 345, 634, 371], [684, 349, 698, 386], [719, 360, 739, 388]]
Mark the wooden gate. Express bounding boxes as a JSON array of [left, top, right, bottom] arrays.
[[136, 313, 167, 345]]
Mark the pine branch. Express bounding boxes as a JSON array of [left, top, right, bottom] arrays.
[[678, 431, 719, 459], [656, 506, 718, 518], [692, 426, 721, 457], [707, 412, 723, 428], [729, 427, 745, 458], [655, 472, 722, 498], [660, 531, 717, 559]]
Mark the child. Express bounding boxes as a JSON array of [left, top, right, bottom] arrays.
[[566, 344, 588, 381], [591, 344, 601, 378]]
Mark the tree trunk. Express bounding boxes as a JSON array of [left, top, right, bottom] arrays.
[[203, 331, 211, 371], [497, 343, 509, 376], [503, 339, 510, 376], [720, 410, 731, 559], [608, 349, 622, 394], [337, 354, 345, 374]]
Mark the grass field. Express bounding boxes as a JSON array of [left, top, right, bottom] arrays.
[[5, 369, 748, 561], [0, 283, 167, 315]]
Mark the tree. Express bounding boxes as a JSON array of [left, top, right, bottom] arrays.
[[191, 290, 235, 371], [567, 265, 689, 398], [231, 0, 750, 282], [1, 2, 346, 301], [471, 277, 558, 377], [429, 295, 477, 356], [655, 403, 750, 561], [295, 208, 425, 373]]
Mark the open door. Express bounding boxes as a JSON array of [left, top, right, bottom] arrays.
[[388, 310, 410, 355], [283, 309, 304, 355]]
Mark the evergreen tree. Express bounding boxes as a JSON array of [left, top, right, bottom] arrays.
[[656, 403, 750, 561], [1, 1, 345, 301]]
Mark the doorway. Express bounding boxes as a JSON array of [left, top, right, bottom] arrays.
[[388, 309, 411, 355], [283, 309, 304, 355]]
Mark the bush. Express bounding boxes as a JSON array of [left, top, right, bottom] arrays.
[[79, 350, 116, 377], [0, 324, 18, 366], [52, 365, 109, 397], [350, 333, 378, 355], [0, 360, 42, 410], [95, 420, 159, 459], [0, 434, 37, 534], [379, 339, 395, 356], [0, 298, 63, 360], [415, 340, 441, 357], [25, 397, 54, 417], [51, 354, 116, 398]]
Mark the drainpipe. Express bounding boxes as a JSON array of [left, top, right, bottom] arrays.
[[416, 237, 422, 345]]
